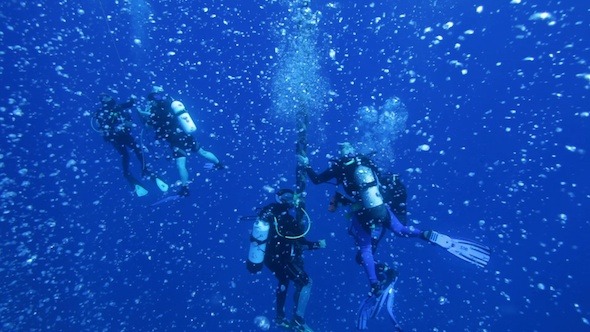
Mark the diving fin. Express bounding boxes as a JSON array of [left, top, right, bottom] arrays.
[[134, 184, 148, 197], [370, 280, 396, 318], [151, 194, 181, 207], [427, 231, 490, 268], [384, 282, 403, 332], [155, 177, 169, 192], [356, 279, 400, 331], [356, 296, 375, 330]]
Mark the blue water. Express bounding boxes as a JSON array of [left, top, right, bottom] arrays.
[[1, 0, 589, 331]]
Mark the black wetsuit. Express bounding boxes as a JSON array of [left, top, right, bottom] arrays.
[[146, 93, 199, 158], [259, 203, 321, 319], [95, 98, 147, 187]]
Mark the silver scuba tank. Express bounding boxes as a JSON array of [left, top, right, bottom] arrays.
[[354, 165, 384, 209]]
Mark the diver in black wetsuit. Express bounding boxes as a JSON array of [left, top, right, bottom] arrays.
[[259, 189, 326, 332], [140, 87, 224, 197], [94, 94, 164, 196]]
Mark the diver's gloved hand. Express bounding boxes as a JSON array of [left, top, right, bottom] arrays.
[[310, 240, 326, 250], [297, 154, 309, 166], [204, 162, 226, 171]]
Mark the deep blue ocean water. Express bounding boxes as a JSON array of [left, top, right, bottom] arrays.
[[1, 0, 589, 331]]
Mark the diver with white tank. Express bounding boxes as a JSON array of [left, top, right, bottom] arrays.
[[299, 142, 491, 330], [138, 86, 225, 197], [246, 189, 326, 332]]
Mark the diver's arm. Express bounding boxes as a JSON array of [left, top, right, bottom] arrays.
[[299, 155, 336, 184], [334, 192, 353, 206], [119, 97, 136, 110], [137, 105, 152, 117], [298, 238, 326, 250], [257, 205, 275, 224], [305, 165, 336, 184]]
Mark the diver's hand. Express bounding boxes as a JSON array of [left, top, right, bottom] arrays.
[[318, 239, 326, 249], [297, 154, 309, 166]]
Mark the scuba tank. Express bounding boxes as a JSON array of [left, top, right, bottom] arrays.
[[246, 219, 270, 273], [354, 165, 384, 209], [170, 100, 197, 133]]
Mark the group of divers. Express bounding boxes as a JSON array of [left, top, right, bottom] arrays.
[[91, 86, 225, 199], [92, 87, 491, 331]]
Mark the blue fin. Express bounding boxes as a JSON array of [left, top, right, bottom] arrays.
[[356, 279, 400, 330], [151, 194, 180, 207]]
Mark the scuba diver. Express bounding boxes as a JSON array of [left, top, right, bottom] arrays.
[[138, 86, 225, 197], [299, 142, 490, 330], [93, 93, 168, 197], [246, 189, 326, 332], [328, 171, 408, 224]]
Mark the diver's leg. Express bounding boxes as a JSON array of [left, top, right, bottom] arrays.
[[197, 147, 220, 164], [286, 261, 311, 320], [276, 277, 289, 322], [174, 155, 190, 196], [175, 156, 189, 186], [294, 282, 312, 320], [350, 216, 379, 287], [113, 140, 147, 196], [126, 135, 144, 165], [128, 135, 150, 176], [170, 135, 190, 187], [113, 141, 136, 186], [385, 207, 423, 237], [285, 260, 313, 331]]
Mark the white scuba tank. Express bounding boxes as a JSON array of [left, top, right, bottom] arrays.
[[170, 100, 197, 133], [247, 219, 270, 273], [354, 165, 384, 209]]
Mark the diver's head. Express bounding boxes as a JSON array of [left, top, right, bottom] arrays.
[[338, 142, 356, 158], [147, 91, 165, 102], [100, 94, 116, 108], [275, 188, 296, 207], [148, 86, 166, 102]]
